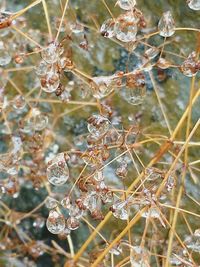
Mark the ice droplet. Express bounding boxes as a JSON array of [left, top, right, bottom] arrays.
[[188, 0, 200, 10], [41, 43, 59, 64], [47, 153, 69, 186], [46, 210, 65, 234], [0, 41, 11, 66], [100, 18, 115, 38], [158, 11, 175, 37], [117, 0, 136, 10], [87, 114, 109, 139], [114, 12, 138, 42]]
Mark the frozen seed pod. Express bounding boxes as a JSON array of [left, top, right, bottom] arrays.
[[87, 114, 109, 139], [100, 18, 115, 38], [114, 12, 138, 42], [47, 153, 69, 186], [158, 11, 175, 37], [117, 0, 136, 10], [187, 0, 200, 10], [46, 210, 65, 234], [0, 41, 11, 66]]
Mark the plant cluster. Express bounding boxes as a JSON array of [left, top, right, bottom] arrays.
[[0, 0, 200, 266]]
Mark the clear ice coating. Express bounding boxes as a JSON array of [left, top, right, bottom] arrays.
[[47, 153, 69, 186], [41, 43, 60, 64], [117, 0, 136, 10], [130, 246, 150, 267], [45, 196, 58, 209], [188, 0, 200, 10], [41, 67, 60, 93], [114, 12, 138, 42], [184, 229, 200, 252], [121, 72, 146, 105], [180, 51, 199, 77], [100, 18, 115, 38], [91, 76, 117, 99], [87, 114, 109, 139], [158, 11, 175, 37], [121, 86, 146, 105], [0, 41, 11, 66], [27, 112, 48, 131], [46, 210, 65, 234], [13, 95, 26, 111], [66, 216, 80, 230]]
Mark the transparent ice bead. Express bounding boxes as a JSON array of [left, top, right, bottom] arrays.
[[87, 114, 109, 139], [188, 0, 200, 10], [114, 12, 138, 42], [66, 216, 80, 230], [36, 60, 49, 76], [0, 41, 11, 66], [28, 112, 48, 131], [180, 51, 199, 77], [47, 153, 69, 186], [41, 69, 60, 93], [117, 0, 136, 10], [13, 95, 26, 110], [121, 85, 146, 105], [46, 210, 65, 234], [130, 246, 150, 267], [91, 76, 116, 99], [41, 43, 60, 64], [45, 196, 58, 209], [100, 18, 115, 38], [158, 11, 175, 37]]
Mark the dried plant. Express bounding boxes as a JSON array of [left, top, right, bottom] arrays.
[[0, 0, 200, 266]]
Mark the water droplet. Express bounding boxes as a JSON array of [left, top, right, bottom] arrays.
[[158, 11, 175, 37], [100, 18, 115, 38], [114, 12, 138, 42], [0, 41, 11, 66], [46, 210, 65, 234], [87, 114, 109, 139], [117, 0, 136, 10], [47, 153, 69, 186], [188, 0, 200, 10]]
